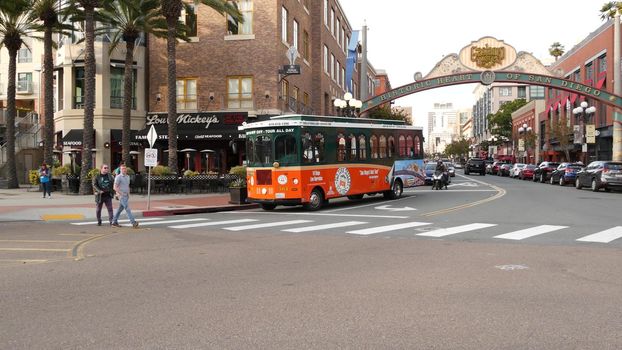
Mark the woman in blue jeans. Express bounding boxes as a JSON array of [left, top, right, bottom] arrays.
[[38, 163, 51, 198]]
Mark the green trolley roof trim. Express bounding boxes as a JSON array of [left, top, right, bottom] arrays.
[[239, 114, 423, 131]]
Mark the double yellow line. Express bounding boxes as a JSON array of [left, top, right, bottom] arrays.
[[420, 179, 506, 217]]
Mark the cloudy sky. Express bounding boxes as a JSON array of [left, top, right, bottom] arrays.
[[339, 0, 606, 133]]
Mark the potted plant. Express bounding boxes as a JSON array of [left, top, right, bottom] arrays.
[[228, 165, 247, 204]]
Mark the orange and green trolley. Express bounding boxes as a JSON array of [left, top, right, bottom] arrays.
[[240, 114, 425, 210]]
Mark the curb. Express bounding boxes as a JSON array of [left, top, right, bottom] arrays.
[[142, 203, 259, 217]]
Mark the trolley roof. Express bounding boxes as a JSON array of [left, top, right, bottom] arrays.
[[239, 114, 423, 131]]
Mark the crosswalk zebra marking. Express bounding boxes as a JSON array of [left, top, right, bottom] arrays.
[[576, 226, 622, 243], [416, 223, 497, 238], [169, 219, 257, 229], [282, 221, 367, 233], [224, 220, 313, 231], [347, 222, 431, 235], [71, 218, 163, 225], [134, 218, 209, 227], [494, 225, 568, 241]]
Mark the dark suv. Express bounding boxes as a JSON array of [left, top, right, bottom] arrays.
[[575, 161, 622, 192], [533, 161, 560, 183], [464, 158, 486, 176]]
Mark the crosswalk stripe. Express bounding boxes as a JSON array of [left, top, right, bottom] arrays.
[[133, 218, 208, 227], [224, 220, 313, 231], [282, 221, 367, 233], [416, 223, 497, 237], [169, 219, 257, 229], [71, 218, 163, 225], [494, 225, 568, 240], [576, 226, 622, 243], [347, 222, 431, 235]]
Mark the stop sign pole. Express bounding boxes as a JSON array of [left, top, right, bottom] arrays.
[[146, 125, 157, 210]]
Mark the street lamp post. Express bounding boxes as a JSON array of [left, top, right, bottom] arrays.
[[333, 92, 362, 117], [572, 101, 596, 164], [518, 123, 532, 164]]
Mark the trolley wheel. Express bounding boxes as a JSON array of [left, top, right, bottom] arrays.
[[304, 188, 324, 211], [384, 180, 403, 199]]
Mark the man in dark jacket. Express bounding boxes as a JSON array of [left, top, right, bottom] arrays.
[[93, 164, 115, 226]]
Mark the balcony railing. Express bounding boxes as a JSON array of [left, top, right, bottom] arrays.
[[287, 97, 314, 115]]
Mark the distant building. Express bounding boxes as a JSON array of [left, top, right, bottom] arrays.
[[427, 102, 457, 155]]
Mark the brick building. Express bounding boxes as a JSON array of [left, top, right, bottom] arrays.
[[543, 21, 612, 162], [145, 0, 364, 172]]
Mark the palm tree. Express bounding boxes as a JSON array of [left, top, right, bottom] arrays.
[[159, 0, 242, 174], [100, 0, 166, 169], [600, 1, 622, 20], [32, 0, 74, 166], [72, 0, 103, 194], [549, 42, 565, 61], [0, 0, 41, 188]]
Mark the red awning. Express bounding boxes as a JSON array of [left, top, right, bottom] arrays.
[[596, 77, 606, 89], [570, 94, 578, 104]]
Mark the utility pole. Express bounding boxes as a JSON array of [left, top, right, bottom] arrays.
[[613, 11, 622, 161]]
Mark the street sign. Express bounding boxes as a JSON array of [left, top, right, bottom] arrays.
[[518, 139, 525, 152], [279, 65, 301, 75], [573, 125, 582, 144], [147, 125, 158, 148], [586, 124, 596, 144], [144, 148, 158, 167]]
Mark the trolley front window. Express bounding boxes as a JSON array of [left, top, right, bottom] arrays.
[[275, 134, 298, 165], [248, 135, 272, 167]]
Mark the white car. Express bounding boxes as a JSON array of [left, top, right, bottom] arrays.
[[510, 163, 526, 178]]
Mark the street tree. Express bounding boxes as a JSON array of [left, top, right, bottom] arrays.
[[100, 0, 167, 168], [368, 105, 412, 124], [550, 113, 574, 162], [32, 0, 74, 166], [159, 0, 242, 174], [0, 0, 41, 188], [487, 98, 528, 142], [600, 1, 622, 20], [444, 138, 471, 159], [548, 42, 565, 61]]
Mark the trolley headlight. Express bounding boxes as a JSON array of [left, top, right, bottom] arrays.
[[250, 176, 255, 186], [261, 188, 267, 195], [273, 161, 280, 168]]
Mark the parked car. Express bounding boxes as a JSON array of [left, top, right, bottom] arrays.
[[518, 164, 536, 180], [497, 163, 512, 176], [575, 161, 622, 192], [510, 163, 525, 178], [533, 161, 560, 183], [454, 162, 464, 169], [490, 161, 507, 175], [465, 158, 486, 176], [550, 163, 583, 186], [444, 162, 456, 177]]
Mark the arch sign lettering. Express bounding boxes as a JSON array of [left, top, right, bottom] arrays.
[[361, 37, 622, 112]]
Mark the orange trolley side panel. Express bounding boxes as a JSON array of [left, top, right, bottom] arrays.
[[248, 164, 392, 203]]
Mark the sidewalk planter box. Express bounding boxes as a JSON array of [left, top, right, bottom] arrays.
[[66, 175, 80, 194], [229, 187, 248, 204]]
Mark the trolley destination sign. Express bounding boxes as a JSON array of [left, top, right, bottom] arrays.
[[362, 71, 622, 113]]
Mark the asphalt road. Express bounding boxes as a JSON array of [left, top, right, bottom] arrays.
[[1, 172, 621, 349]]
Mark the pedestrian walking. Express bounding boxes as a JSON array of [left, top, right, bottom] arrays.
[[92, 164, 115, 226], [111, 164, 139, 228], [38, 162, 51, 198]]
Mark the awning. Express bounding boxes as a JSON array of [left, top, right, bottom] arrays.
[[62, 129, 83, 147], [110, 129, 141, 146], [133, 125, 246, 143], [570, 94, 578, 104]]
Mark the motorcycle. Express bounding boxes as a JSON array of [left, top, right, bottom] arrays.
[[432, 171, 448, 190]]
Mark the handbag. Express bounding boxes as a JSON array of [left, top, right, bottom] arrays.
[[40, 175, 49, 183]]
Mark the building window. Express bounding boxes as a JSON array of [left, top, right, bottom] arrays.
[[17, 72, 32, 93], [176, 78, 197, 110], [330, 54, 335, 80], [530, 85, 544, 99], [281, 79, 289, 102], [573, 69, 581, 82], [281, 6, 288, 43], [303, 30, 310, 61], [227, 0, 253, 35], [292, 20, 298, 51], [303, 92, 309, 107], [336, 61, 341, 86], [598, 54, 607, 74], [185, 4, 197, 37], [323, 45, 328, 74], [336, 17, 341, 44], [18, 46, 32, 63], [341, 67, 345, 88], [517, 86, 526, 98], [228, 76, 253, 109], [586, 62, 594, 83], [110, 67, 137, 110], [330, 7, 335, 36], [342, 28, 346, 51], [74, 67, 84, 109], [323, 0, 328, 27], [499, 87, 512, 97]]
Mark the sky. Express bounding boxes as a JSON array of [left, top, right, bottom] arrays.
[[338, 0, 606, 135]]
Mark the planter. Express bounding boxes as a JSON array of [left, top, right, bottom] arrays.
[[66, 175, 80, 194], [229, 187, 248, 204]]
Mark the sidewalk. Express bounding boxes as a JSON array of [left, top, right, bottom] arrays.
[[0, 186, 257, 222]]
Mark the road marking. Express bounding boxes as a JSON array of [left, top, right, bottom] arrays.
[[224, 220, 313, 231], [348, 222, 431, 235], [494, 225, 568, 240], [577, 226, 622, 243], [323, 195, 413, 212], [224, 211, 409, 219], [416, 223, 497, 237], [0, 248, 70, 252], [128, 218, 208, 227], [0, 259, 48, 263], [0, 240, 77, 243], [407, 189, 497, 193], [169, 219, 257, 229], [42, 214, 85, 221], [283, 221, 367, 233], [374, 205, 416, 211], [71, 218, 163, 225]]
